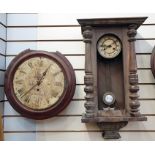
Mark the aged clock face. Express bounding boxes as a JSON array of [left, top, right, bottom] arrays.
[[5, 50, 76, 119], [97, 35, 122, 59], [13, 57, 65, 110]]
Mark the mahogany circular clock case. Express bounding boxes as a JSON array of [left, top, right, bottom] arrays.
[[4, 49, 76, 120], [151, 46, 155, 78]]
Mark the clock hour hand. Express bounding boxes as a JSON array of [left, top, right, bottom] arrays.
[[102, 40, 115, 50]]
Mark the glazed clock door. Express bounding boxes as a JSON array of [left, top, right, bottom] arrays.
[[97, 49, 125, 110]]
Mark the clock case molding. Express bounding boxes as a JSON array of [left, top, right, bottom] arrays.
[[78, 17, 147, 139], [4, 49, 76, 120]]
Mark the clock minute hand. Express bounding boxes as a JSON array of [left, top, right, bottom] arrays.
[[21, 64, 52, 98], [104, 41, 116, 50], [37, 64, 52, 85], [21, 83, 38, 98], [104, 45, 112, 50]]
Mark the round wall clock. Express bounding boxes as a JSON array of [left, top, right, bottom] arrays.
[[97, 34, 122, 59], [4, 49, 76, 120]]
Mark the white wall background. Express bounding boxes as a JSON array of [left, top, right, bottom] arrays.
[[0, 13, 6, 115], [1, 13, 155, 140]]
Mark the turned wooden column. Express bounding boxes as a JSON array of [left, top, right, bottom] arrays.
[[128, 24, 140, 116], [82, 26, 95, 118]]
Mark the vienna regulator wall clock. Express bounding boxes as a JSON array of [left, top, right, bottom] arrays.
[[5, 49, 76, 120], [78, 17, 147, 139]]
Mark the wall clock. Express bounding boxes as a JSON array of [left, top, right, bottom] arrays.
[[78, 17, 147, 139], [4, 49, 76, 120]]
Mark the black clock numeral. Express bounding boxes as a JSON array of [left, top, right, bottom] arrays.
[[18, 88, 25, 96], [36, 97, 42, 105], [53, 70, 62, 76], [24, 95, 31, 103], [55, 81, 62, 87], [19, 70, 26, 74], [39, 60, 44, 67], [28, 62, 33, 68], [15, 79, 24, 84]]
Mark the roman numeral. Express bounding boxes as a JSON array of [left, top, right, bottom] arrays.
[[19, 70, 26, 74], [28, 62, 33, 68], [36, 97, 41, 105], [24, 95, 31, 103], [17, 88, 25, 96], [53, 70, 62, 76], [15, 79, 24, 84], [55, 82, 62, 87], [39, 60, 43, 67]]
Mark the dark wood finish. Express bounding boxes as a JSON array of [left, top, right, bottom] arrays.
[[4, 49, 76, 120], [151, 46, 155, 78], [78, 17, 147, 139], [83, 26, 96, 118], [128, 24, 141, 116], [78, 17, 147, 28], [97, 52, 125, 110]]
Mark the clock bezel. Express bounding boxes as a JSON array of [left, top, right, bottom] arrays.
[[4, 49, 76, 120], [97, 34, 122, 59]]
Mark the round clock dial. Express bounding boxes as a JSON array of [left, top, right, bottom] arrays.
[[5, 49, 76, 120], [13, 57, 65, 110], [97, 35, 122, 59]]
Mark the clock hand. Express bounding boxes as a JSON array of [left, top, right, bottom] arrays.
[[103, 41, 116, 50], [37, 64, 52, 86], [21, 64, 52, 98], [21, 82, 39, 98]]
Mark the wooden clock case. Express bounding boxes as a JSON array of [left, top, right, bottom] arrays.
[[4, 49, 76, 120], [151, 46, 155, 78], [78, 17, 147, 139]]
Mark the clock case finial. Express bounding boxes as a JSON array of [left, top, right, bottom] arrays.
[[78, 17, 147, 139]]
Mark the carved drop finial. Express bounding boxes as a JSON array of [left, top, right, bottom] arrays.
[[82, 26, 93, 43], [127, 24, 137, 41]]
